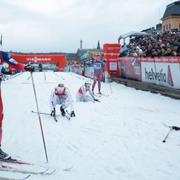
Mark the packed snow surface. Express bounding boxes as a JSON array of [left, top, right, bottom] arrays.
[[1, 71, 180, 180]]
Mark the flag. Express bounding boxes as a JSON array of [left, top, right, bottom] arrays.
[[0, 34, 2, 46]]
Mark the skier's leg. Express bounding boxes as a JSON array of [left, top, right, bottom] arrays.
[[0, 90, 10, 159], [50, 95, 58, 116], [98, 74, 102, 94], [92, 76, 97, 93], [61, 97, 72, 115], [60, 106, 65, 116], [0, 91, 3, 145], [60, 97, 66, 116]]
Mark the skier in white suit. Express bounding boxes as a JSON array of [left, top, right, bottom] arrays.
[[76, 81, 99, 102], [50, 83, 75, 117]]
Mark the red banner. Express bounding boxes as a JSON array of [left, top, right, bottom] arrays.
[[103, 44, 121, 77], [11, 54, 67, 71]]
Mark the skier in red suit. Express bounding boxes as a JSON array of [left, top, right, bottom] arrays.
[[0, 51, 33, 159]]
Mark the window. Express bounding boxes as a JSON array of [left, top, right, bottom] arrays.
[[169, 24, 171, 30], [163, 25, 165, 32]]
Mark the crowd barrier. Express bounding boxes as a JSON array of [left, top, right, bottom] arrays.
[[69, 56, 180, 89], [119, 56, 180, 89]]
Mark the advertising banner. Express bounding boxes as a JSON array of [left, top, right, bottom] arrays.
[[141, 57, 180, 89], [103, 44, 121, 77], [154, 57, 180, 88], [11, 54, 67, 71], [109, 62, 118, 71], [120, 57, 141, 81], [141, 57, 156, 84], [103, 44, 120, 53]]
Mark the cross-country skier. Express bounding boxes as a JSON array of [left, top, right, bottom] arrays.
[[77, 81, 99, 102], [50, 83, 75, 118], [92, 55, 105, 94], [0, 51, 33, 159]]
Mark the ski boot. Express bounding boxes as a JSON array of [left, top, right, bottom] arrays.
[[0, 148, 10, 160], [60, 106, 65, 116]]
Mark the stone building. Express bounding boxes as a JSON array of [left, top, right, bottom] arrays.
[[162, 1, 180, 32]]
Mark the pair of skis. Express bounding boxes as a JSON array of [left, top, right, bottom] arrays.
[[31, 110, 71, 121], [0, 158, 55, 180]]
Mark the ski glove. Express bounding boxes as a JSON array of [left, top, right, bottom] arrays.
[[172, 126, 180, 131], [50, 110, 55, 117], [70, 111, 75, 117]]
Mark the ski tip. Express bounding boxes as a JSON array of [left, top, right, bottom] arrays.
[[44, 168, 56, 175], [25, 175, 31, 179]]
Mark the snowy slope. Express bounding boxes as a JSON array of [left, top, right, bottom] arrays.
[[1, 71, 180, 180]]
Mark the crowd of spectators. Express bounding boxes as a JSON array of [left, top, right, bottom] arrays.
[[120, 31, 180, 57]]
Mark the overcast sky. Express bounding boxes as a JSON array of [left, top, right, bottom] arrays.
[[0, 0, 176, 53]]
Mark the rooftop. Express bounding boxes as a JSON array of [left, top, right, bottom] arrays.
[[162, 0, 180, 19]]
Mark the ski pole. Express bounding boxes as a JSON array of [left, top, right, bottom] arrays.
[[109, 79, 112, 94], [30, 72, 49, 162], [162, 128, 173, 143], [44, 72, 46, 81]]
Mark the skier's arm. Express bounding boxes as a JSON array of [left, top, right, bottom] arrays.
[[81, 86, 87, 96], [65, 88, 74, 111], [49, 91, 56, 110], [1, 51, 25, 72]]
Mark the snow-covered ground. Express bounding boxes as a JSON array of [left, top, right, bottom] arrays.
[[1, 71, 180, 180]]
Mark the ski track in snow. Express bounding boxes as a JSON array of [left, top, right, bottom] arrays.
[[1, 71, 180, 180]]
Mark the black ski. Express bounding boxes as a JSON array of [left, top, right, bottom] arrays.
[[31, 110, 57, 122]]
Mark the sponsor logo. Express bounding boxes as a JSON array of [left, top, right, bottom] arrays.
[[144, 65, 174, 87], [26, 57, 51, 63], [145, 68, 166, 82]]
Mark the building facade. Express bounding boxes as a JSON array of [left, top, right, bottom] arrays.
[[162, 1, 180, 32]]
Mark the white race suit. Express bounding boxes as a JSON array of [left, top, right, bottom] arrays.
[[76, 85, 95, 102], [50, 86, 74, 112]]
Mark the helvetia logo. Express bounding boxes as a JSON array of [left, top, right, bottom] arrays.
[[145, 68, 166, 82], [145, 65, 174, 87]]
